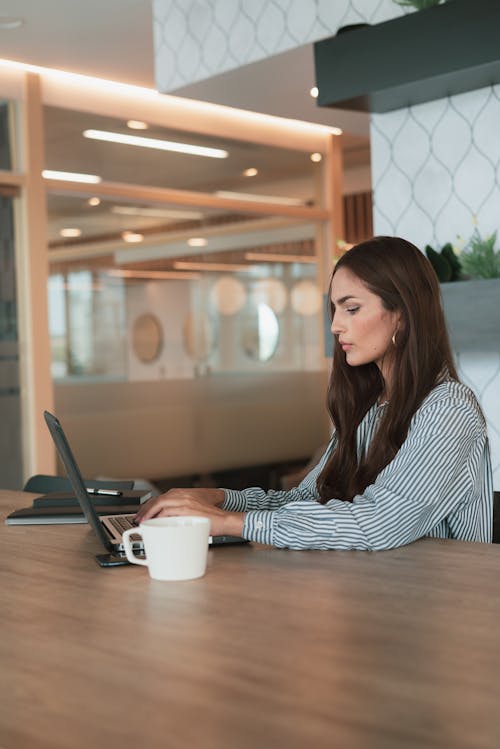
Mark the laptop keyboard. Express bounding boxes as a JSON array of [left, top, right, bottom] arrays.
[[107, 514, 141, 540], [108, 515, 137, 535]]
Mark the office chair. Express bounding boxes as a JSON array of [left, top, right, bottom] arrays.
[[493, 491, 500, 544]]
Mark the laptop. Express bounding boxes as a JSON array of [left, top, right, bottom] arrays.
[[44, 410, 248, 567]]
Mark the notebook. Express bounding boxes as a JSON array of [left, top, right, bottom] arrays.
[[43, 410, 247, 566]]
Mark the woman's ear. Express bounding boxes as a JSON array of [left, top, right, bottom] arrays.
[[390, 309, 401, 333]]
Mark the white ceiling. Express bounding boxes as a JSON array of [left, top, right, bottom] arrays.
[[0, 0, 155, 87]]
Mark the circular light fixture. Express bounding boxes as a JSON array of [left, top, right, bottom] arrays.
[[187, 237, 207, 247], [127, 120, 148, 130], [252, 279, 288, 315], [87, 196, 101, 206], [0, 16, 25, 29], [59, 228, 82, 238], [310, 86, 319, 98], [122, 231, 144, 243], [291, 280, 322, 316], [310, 152, 322, 163], [243, 167, 258, 177], [210, 277, 246, 316]]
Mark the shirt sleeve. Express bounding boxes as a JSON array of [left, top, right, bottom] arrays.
[[240, 398, 490, 550], [220, 441, 334, 513]]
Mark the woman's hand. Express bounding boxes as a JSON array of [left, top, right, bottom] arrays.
[[134, 488, 244, 537]]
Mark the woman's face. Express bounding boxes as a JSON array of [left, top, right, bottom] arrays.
[[330, 267, 401, 381]]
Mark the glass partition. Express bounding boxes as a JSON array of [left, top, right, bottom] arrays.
[[47, 196, 323, 382], [0, 101, 23, 487], [44, 100, 329, 384], [43, 105, 322, 207]]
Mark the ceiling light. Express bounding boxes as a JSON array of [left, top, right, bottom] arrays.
[[112, 206, 203, 220], [310, 86, 319, 98], [187, 237, 207, 247], [310, 152, 322, 163], [127, 120, 148, 130], [245, 253, 316, 264], [59, 228, 82, 238], [42, 169, 102, 184], [0, 17, 24, 30], [87, 197, 101, 206], [122, 231, 144, 243], [83, 129, 229, 159], [243, 167, 258, 177], [107, 269, 200, 281], [174, 261, 251, 273], [215, 190, 306, 206]]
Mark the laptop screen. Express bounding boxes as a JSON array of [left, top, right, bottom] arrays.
[[44, 410, 114, 552]]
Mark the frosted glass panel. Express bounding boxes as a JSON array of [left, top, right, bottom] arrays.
[[0, 194, 22, 488]]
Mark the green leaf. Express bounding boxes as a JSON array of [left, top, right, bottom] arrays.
[[441, 243, 462, 281], [426, 246, 452, 282], [461, 229, 500, 279]]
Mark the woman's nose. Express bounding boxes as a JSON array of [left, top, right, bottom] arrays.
[[331, 312, 343, 336]]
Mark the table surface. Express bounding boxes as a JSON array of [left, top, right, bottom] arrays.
[[2, 489, 500, 749]]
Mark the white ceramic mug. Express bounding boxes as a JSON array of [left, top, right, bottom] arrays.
[[122, 516, 210, 581]]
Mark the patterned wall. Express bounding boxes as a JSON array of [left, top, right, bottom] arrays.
[[371, 86, 500, 246], [153, 0, 403, 92]]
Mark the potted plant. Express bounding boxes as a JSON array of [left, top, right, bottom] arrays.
[[460, 228, 500, 280], [437, 227, 500, 351]]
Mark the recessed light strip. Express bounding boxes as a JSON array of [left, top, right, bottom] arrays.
[[107, 269, 200, 281], [42, 169, 102, 184], [244, 253, 316, 264], [111, 206, 203, 220], [215, 191, 306, 206], [83, 129, 228, 159], [122, 231, 144, 243], [0, 17, 24, 30], [174, 261, 251, 273], [60, 228, 82, 238]]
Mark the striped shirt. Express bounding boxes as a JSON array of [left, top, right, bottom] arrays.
[[221, 379, 493, 550]]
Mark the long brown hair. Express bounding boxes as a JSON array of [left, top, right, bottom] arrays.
[[316, 236, 458, 503]]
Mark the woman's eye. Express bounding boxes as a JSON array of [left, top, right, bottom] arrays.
[[346, 307, 360, 315]]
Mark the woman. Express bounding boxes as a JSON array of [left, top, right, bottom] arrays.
[[136, 236, 493, 549]]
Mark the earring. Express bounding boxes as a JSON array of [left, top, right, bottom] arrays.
[[392, 331, 397, 346]]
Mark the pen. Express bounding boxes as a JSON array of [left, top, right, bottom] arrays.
[[86, 488, 123, 496]]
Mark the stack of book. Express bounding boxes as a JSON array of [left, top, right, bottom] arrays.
[[5, 489, 148, 525]]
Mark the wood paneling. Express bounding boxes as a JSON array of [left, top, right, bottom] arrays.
[[343, 190, 373, 245]]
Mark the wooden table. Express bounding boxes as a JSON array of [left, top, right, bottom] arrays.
[[1, 489, 500, 749]]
